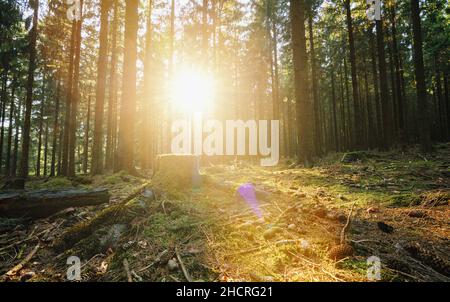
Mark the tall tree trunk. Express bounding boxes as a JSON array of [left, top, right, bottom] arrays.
[[92, 0, 110, 175], [331, 68, 339, 151], [84, 94, 91, 174], [36, 90, 44, 177], [50, 76, 61, 177], [343, 54, 351, 150], [19, 0, 39, 184], [290, 0, 313, 165], [0, 72, 8, 174], [389, 4, 405, 134], [105, 0, 118, 171], [61, 20, 77, 176], [68, 1, 84, 176], [344, 0, 361, 149], [376, 18, 392, 150], [410, 0, 431, 151], [164, 0, 175, 153], [308, 9, 321, 155], [141, 0, 153, 170], [12, 96, 21, 177], [43, 111, 49, 176], [369, 29, 382, 144], [435, 56, 447, 140], [116, 0, 138, 172], [5, 78, 16, 176]]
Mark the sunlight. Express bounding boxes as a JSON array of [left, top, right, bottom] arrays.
[[170, 68, 215, 114]]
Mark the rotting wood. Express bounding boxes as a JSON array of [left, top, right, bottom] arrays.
[[0, 188, 110, 218]]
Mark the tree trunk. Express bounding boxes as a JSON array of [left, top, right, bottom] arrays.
[[92, 0, 110, 175], [12, 96, 21, 177], [331, 68, 339, 151], [410, 0, 431, 151], [84, 95, 91, 174], [344, 0, 361, 149], [376, 18, 392, 150], [36, 85, 45, 177], [0, 72, 8, 174], [61, 20, 77, 176], [43, 109, 49, 176], [308, 10, 321, 156], [50, 75, 61, 177], [105, 0, 118, 171], [290, 0, 313, 165], [116, 0, 139, 172], [19, 0, 39, 185], [389, 4, 405, 134], [5, 78, 16, 176], [68, 1, 84, 176], [141, 0, 153, 170]]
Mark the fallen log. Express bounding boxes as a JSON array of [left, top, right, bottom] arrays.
[[0, 188, 110, 218]]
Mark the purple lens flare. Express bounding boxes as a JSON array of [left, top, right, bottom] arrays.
[[237, 183, 264, 219]]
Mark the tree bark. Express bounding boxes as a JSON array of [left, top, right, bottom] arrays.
[[92, 0, 110, 175], [105, 0, 118, 171], [116, 0, 138, 172], [68, 1, 84, 176], [290, 0, 313, 165], [376, 18, 392, 150], [50, 75, 61, 177], [61, 20, 77, 176], [308, 9, 321, 155], [19, 0, 39, 185], [410, 0, 431, 151], [84, 95, 91, 174], [344, 0, 361, 149]]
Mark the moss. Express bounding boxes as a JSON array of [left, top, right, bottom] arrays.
[[31, 177, 73, 189], [387, 193, 421, 207]]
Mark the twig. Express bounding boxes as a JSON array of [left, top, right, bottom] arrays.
[[175, 247, 193, 282], [131, 270, 143, 282], [4, 243, 40, 277], [340, 202, 356, 244], [123, 259, 133, 282], [137, 249, 169, 272]]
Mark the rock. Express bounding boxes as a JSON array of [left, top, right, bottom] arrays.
[[377, 221, 394, 233], [167, 259, 179, 271], [142, 189, 155, 200]]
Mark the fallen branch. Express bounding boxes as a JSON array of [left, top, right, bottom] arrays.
[[4, 244, 40, 277], [123, 259, 133, 282], [175, 247, 193, 282]]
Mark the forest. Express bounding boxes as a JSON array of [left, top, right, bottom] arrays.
[[0, 0, 449, 282]]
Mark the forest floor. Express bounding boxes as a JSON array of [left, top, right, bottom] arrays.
[[0, 143, 449, 282]]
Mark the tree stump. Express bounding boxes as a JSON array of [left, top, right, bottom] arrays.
[[153, 154, 201, 189]]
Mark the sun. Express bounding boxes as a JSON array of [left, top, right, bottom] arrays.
[[170, 68, 215, 114]]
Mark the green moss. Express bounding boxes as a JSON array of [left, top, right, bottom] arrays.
[[387, 193, 421, 207], [31, 177, 73, 189]]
